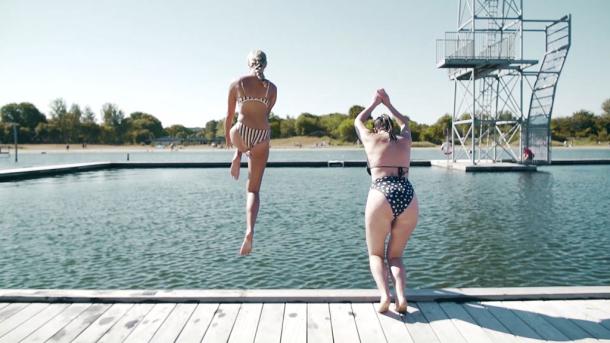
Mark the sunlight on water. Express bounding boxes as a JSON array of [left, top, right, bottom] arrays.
[[1, 162, 609, 289]]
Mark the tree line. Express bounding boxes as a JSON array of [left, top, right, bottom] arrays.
[[1, 98, 609, 145]]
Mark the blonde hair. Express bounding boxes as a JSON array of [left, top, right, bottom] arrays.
[[247, 50, 267, 80]]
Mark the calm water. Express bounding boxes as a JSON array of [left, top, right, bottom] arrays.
[[1, 162, 609, 289], [1, 147, 609, 170]]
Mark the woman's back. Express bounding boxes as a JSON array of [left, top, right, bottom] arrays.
[[236, 75, 276, 129], [364, 132, 411, 178]]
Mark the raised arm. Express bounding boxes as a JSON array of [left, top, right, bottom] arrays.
[[378, 89, 411, 140], [225, 82, 238, 147], [354, 92, 382, 141]]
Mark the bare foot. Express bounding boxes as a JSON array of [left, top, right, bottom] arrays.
[[377, 296, 391, 313], [230, 151, 242, 180], [395, 297, 408, 314], [239, 234, 253, 256]]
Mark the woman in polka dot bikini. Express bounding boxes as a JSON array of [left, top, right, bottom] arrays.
[[354, 89, 419, 314]]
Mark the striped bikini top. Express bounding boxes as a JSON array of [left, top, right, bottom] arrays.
[[237, 80, 271, 107]]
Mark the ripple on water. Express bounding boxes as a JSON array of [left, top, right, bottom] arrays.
[[1, 165, 609, 288]]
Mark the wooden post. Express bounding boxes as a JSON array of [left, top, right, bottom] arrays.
[[13, 124, 18, 163]]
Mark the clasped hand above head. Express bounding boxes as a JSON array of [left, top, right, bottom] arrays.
[[372, 88, 392, 108]]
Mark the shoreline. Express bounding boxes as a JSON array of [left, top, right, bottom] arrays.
[[2, 144, 609, 154]]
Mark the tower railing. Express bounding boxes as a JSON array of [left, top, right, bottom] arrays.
[[436, 32, 516, 65]]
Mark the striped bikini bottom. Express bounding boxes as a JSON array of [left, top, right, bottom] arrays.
[[236, 122, 271, 150]]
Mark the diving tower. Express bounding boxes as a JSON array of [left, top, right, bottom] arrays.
[[436, 0, 571, 165]]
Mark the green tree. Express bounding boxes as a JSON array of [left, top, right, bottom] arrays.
[[337, 118, 357, 142], [101, 103, 126, 143], [295, 113, 323, 136], [572, 110, 597, 138], [348, 105, 365, 119], [268, 113, 282, 139], [602, 98, 610, 116], [280, 117, 296, 137], [409, 120, 424, 142], [421, 114, 451, 144], [82, 106, 96, 124], [204, 120, 218, 141], [319, 113, 347, 138], [166, 124, 192, 139], [0, 102, 47, 142], [126, 112, 164, 140], [215, 120, 225, 141]]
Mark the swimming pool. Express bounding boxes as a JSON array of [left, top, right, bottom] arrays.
[[1, 164, 609, 289]]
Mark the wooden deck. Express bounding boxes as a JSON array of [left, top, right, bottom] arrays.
[[0, 289, 609, 342]]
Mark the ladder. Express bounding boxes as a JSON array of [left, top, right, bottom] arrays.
[[523, 15, 571, 163]]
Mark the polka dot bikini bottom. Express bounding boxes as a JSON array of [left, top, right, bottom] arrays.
[[370, 176, 415, 219]]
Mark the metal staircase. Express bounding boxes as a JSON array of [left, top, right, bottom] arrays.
[[523, 15, 571, 163]]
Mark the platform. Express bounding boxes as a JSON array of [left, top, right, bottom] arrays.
[[0, 287, 609, 342], [3, 159, 610, 182], [431, 160, 538, 172]]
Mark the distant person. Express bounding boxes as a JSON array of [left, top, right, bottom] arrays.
[[66, 144, 69, 150], [354, 89, 418, 314], [225, 50, 277, 256], [523, 147, 534, 162]]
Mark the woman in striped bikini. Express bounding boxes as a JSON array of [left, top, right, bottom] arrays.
[[225, 50, 277, 256]]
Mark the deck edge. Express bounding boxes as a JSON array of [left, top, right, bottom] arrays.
[[0, 287, 609, 303]]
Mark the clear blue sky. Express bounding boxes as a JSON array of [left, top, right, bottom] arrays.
[[1, 0, 608, 127]]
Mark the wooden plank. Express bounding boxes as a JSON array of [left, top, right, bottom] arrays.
[[96, 303, 154, 343], [0, 303, 68, 343], [417, 301, 467, 343], [0, 303, 29, 324], [150, 303, 197, 343], [175, 303, 219, 343], [556, 300, 610, 339], [580, 300, 610, 331], [46, 303, 110, 342], [0, 303, 48, 338], [438, 302, 494, 343], [403, 303, 440, 343], [306, 303, 333, 343], [254, 303, 284, 343], [481, 301, 544, 343], [123, 303, 175, 342], [524, 300, 599, 343], [201, 303, 241, 343], [228, 303, 263, 343], [329, 303, 360, 343], [352, 303, 389, 343], [71, 303, 133, 343], [587, 300, 610, 322], [497, 301, 570, 342], [376, 306, 413, 343], [20, 303, 91, 343], [460, 302, 519, 343], [280, 303, 306, 343]]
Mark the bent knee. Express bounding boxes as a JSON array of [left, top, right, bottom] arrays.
[[247, 189, 260, 196], [386, 256, 404, 264]]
